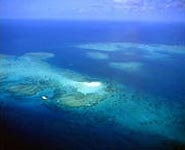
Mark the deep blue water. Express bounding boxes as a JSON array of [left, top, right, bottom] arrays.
[[1, 20, 185, 150]]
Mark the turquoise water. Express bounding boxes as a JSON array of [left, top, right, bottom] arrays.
[[1, 20, 185, 150]]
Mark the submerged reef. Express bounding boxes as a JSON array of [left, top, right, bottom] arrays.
[[0, 52, 108, 108], [109, 62, 143, 72], [77, 43, 121, 51], [23, 52, 55, 60], [86, 52, 109, 60], [6, 83, 44, 96], [75, 42, 185, 60], [76, 42, 185, 54], [0, 52, 185, 145]]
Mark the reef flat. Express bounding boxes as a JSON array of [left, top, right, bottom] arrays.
[[86, 52, 109, 60], [75, 42, 185, 61], [76, 42, 185, 54], [0, 52, 185, 146], [109, 62, 143, 72], [0, 52, 108, 108]]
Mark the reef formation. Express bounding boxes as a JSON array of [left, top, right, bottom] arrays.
[[76, 42, 185, 55], [75, 42, 185, 62], [0, 52, 109, 108], [0, 52, 185, 145], [86, 52, 109, 60], [109, 62, 143, 72]]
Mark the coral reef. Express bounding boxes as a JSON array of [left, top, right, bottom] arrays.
[[109, 61, 143, 72], [86, 52, 109, 60], [6, 84, 43, 96], [55, 92, 105, 107], [22, 52, 55, 60], [0, 52, 185, 144], [75, 42, 185, 62], [76, 42, 185, 55], [0, 52, 108, 108]]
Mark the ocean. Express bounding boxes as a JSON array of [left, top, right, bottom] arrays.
[[1, 20, 185, 150]]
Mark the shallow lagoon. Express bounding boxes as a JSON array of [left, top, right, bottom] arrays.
[[1, 20, 185, 150]]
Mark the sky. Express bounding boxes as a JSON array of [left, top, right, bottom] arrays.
[[1, 0, 185, 22]]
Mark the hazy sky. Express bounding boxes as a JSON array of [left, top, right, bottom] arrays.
[[1, 0, 185, 22]]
